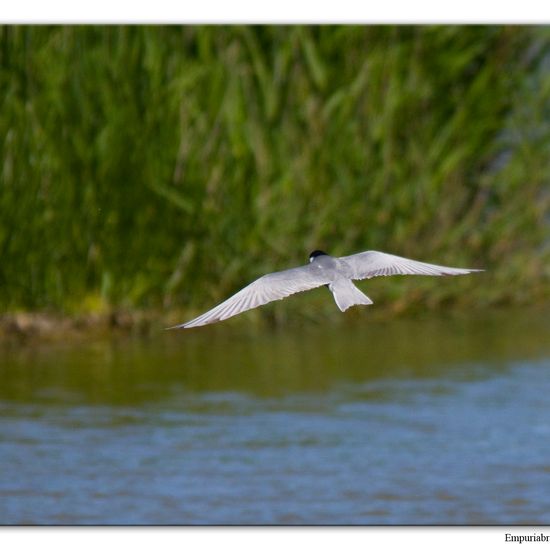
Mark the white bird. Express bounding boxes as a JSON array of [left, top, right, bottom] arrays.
[[169, 250, 483, 329]]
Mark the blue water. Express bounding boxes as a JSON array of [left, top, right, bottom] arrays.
[[1, 312, 549, 524]]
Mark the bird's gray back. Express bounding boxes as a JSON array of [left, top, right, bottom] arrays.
[[309, 254, 347, 281]]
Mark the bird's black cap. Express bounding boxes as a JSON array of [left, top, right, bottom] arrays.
[[309, 250, 328, 261]]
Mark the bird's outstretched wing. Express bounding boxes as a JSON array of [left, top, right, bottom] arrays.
[[169, 265, 331, 329], [339, 250, 483, 280]]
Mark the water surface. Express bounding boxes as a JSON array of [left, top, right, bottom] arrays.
[[1, 309, 549, 524]]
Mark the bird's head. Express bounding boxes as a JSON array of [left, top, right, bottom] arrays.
[[309, 250, 328, 263]]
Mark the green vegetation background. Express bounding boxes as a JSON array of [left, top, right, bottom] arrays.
[[1, 26, 549, 321]]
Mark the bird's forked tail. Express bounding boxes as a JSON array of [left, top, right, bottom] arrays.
[[328, 279, 373, 312]]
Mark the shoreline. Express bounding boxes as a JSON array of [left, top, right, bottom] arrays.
[[0, 311, 163, 344], [2, 302, 548, 345]]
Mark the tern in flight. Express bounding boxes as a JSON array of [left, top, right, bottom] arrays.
[[170, 250, 483, 329]]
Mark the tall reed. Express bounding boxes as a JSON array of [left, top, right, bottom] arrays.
[[1, 26, 549, 315]]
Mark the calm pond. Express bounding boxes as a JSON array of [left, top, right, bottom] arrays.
[[1, 309, 549, 525]]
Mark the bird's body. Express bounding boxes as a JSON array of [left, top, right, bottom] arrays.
[[170, 250, 483, 329]]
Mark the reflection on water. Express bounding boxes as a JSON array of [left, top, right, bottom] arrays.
[[1, 309, 549, 524]]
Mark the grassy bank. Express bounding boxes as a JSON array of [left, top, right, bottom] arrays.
[[1, 26, 549, 320]]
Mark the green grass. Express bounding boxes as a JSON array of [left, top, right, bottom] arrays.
[[1, 26, 549, 317]]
